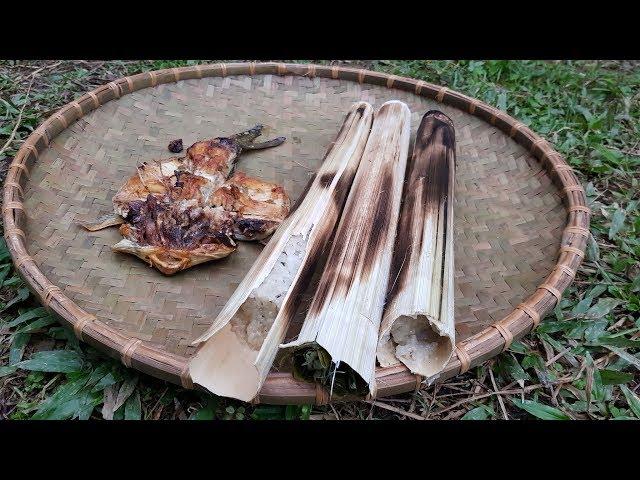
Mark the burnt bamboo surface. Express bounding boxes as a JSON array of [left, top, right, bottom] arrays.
[[2, 63, 589, 405], [378, 110, 456, 378]]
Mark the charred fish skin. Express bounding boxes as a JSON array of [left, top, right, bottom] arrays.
[[114, 193, 238, 275], [117, 195, 233, 250], [81, 124, 290, 275], [81, 125, 287, 231], [185, 125, 286, 183], [211, 172, 291, 241], [185, 138, 239, 184], [111, 157, 184, 218], [111, 170, 291, 275]]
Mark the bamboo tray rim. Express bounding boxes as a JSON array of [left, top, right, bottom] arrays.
[[2, 62, 590, 405]]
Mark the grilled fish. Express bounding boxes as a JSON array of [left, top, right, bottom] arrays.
[[80, 125, 290, 274], [212, 172, 290, 241]]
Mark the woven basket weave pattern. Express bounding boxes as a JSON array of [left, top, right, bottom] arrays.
[[3, 63, 589, 404]]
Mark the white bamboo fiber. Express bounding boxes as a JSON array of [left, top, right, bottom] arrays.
[[281, 100, 412, 397], [188, 102, 374, 401]]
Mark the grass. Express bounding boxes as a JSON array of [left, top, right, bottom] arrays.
[[0, 59, 638, 420]]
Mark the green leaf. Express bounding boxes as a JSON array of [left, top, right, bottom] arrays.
[[64, 390, 101, 420], [32, 373, 90, 419], [497, 91, 507, 111], [4, 307, 47, 327], [591, 367, 608, 402], [285, 404, 298, 420], [91, 371, 121, 392], [591, 335, 640, 349], [585, 298, 621, 319], [586, 233, 600, 261], [588, 284, 608, 300], [124, 390, 142, 420], [507, 341, 527, 354], [35, 397, 83, 420], [189, 397, 219, 420], [609, 208, 626, 239], [9, 333, 30, 365], [16, 350, 83, 373], [572, 296, 593, 316], [0, 287, 30, 312], [595, 145, 623, 165], [2, 276, 24, 287], [620, 385, 640, 418], [0, 265, 11, 286], [2, 275, 24, 288], [576, 105, 593, 122], [502, 354, 531, 382], [584, 181, 598, 198], [16, 315, 56, 333], [522, 353, 545, 371], [0, 366, 17, 377], [299, 404, 311, 420], [38, 389, 101, 420], [511, 399, 570, 420], [605, 346, 640, 371], [113, 404, 125, 421], [85, 363, 112, 387], [252, 405, 285, 420], [553, 301, 565, 320], [566, 321, 592, 339], [462, 405, 493, 420], [0, 249, 11, 265], [599, 369, 634, 385], [584, 319, 609, 342], [113, 376, 138, 412], [48, 326, 81, 351]]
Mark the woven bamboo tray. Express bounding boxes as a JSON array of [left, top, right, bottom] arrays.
[[2, 62, 590, 405]]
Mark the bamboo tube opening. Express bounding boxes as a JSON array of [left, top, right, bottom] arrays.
[[189, 323, 261, 401], [377, 314, 454, 378], [290, 344, 369, 397]]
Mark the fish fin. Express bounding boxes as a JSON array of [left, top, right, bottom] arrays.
[[241, 136, 286, 150], [229, 124, 264, 145], [78, 214, 124, 231], [230, 124, 285, 150]]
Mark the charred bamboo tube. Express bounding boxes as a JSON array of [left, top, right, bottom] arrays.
[[281, 100, 411, 398], [377, 110, 456, 379], [188, 102, 374, 401]]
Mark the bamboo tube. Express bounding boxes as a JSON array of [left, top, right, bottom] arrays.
[[281, 100, 411, 398], [188, 102, 374, 401], [377, 110, 456, 379]]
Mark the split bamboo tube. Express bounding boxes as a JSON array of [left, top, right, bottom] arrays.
[[188, 102, 374, 401], [281, 100, 411, 398], [377, 110, 456, 379]]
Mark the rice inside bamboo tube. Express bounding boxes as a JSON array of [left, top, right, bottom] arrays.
[[377, 110, 456, 379], [188, 102, 374, 402], [281, 100, 411, 398]]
